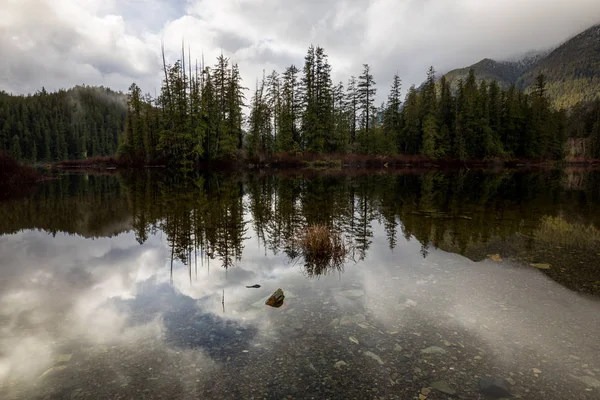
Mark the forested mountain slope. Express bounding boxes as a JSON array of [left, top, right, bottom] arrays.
[[442, 24, 600, 109], [0, 86, 126, 162]]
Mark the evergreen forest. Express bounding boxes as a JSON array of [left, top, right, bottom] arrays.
[[0, 86, 126, 162], [1, 45, 600, 167]]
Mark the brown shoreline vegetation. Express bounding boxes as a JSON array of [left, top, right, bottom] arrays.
[[0, 151, 42, 186], [53, 151, 600, 172]]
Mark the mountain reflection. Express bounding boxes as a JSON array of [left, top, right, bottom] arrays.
[[1, 168, 599, 294]]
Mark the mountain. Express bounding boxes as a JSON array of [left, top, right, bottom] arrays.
[[519, 24, 600, 109], [0, 85, 126, 162], [441, 24, 600, 109], [443, 52, 547, 90]]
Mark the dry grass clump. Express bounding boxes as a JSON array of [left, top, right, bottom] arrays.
[[299, 224, 348, 277]]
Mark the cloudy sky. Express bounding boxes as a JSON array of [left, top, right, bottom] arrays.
[[1, 0, 599, 100]]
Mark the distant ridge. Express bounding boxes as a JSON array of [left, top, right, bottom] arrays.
[[441, 23, 600, 109]]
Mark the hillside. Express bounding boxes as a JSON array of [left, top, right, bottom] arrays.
[[443, 52, 546, 90], [442, 24, 600, 109], [519, 24, 600, 109], [0, 86, 126, 162]]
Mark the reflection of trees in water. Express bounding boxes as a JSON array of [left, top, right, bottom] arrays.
[[123, 172, 248, 278], [0, 173, 130, 237], [122, 170, 600, 273], [3, 169, 600, 290]]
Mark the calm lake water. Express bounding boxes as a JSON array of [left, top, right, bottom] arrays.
[[1, 169, 600, 399]]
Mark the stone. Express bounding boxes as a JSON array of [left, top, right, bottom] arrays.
[[421, 387, 431, 395], [419, 395, 427, 400], [430, 381, 456, 396], [531, 263, 551, 270], [265, 288, 285, 307], [334, 361, 348, 369], [421, 346, 447, 355], [56, 353, 73, 363], [340, 314, 366, 326], [349, 336, 359, 345], [532, 368, 542, 374], [478, 377, 512, 398], [330, 318, 340, 326], [571, 375, 600, 388], [506, 377, 516, 386], [333, 295, 356, 309], [488, 254, 503, 262], [394, 344, 403, 352], [339, 289, 365, 299], [364, 351, 384, 365]]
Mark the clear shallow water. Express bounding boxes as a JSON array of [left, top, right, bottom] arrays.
[[1, 169, 599, 399]]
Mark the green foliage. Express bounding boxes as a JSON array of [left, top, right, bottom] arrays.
[[117, 48, 245, 169], [0, 86, 126, 162], [444, 25, 600, 110]]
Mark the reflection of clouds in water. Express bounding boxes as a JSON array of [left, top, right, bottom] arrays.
[[2, 219, 600, 397], [357, 224, 600, 375], [0, 226, 313, 389], [0, 230, 169, 383]]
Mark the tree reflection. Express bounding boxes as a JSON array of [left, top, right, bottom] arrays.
[[2, 168, 600, 294]]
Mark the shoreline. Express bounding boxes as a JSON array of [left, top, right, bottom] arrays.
[[52, 153, 600, 172]]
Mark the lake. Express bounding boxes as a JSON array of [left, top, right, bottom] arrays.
[[1, 168, 599, 399]]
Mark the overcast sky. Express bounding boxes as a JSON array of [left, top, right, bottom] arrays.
[[1, 0, 599, 101]]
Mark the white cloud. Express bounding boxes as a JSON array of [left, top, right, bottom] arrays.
[[0, 0, 599, 100]]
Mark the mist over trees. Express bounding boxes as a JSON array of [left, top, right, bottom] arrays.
[[0, 86, 126, 162]]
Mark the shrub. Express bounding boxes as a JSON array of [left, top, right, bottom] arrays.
[[299, 224, 348, 277]]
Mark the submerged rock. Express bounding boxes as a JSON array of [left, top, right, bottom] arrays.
[[430, 381, 456, 396], [571, 374, 600, 388], [265, 288, 285, 307], [56, 353, 73, 363], [339, 289, 365, 299], [334, 361, 348, 369], [340, 314, 366, 326], [421, 346, 447, 355], [364, 351, 384, 365], [531, 263, 551, 270], [478, 376, 512, 398]]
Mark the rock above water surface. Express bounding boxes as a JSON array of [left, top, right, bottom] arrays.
[[478, 376, 512, 398], [265, 288, 285, 307]]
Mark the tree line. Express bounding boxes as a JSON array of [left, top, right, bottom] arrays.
[[121, 45, 578, 166], [567, 99, 600, 158], [2, 44, 600, 164], [0, 86, 126, 162], [119, 46, 245, 171], [246, 50, 569, 160]]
